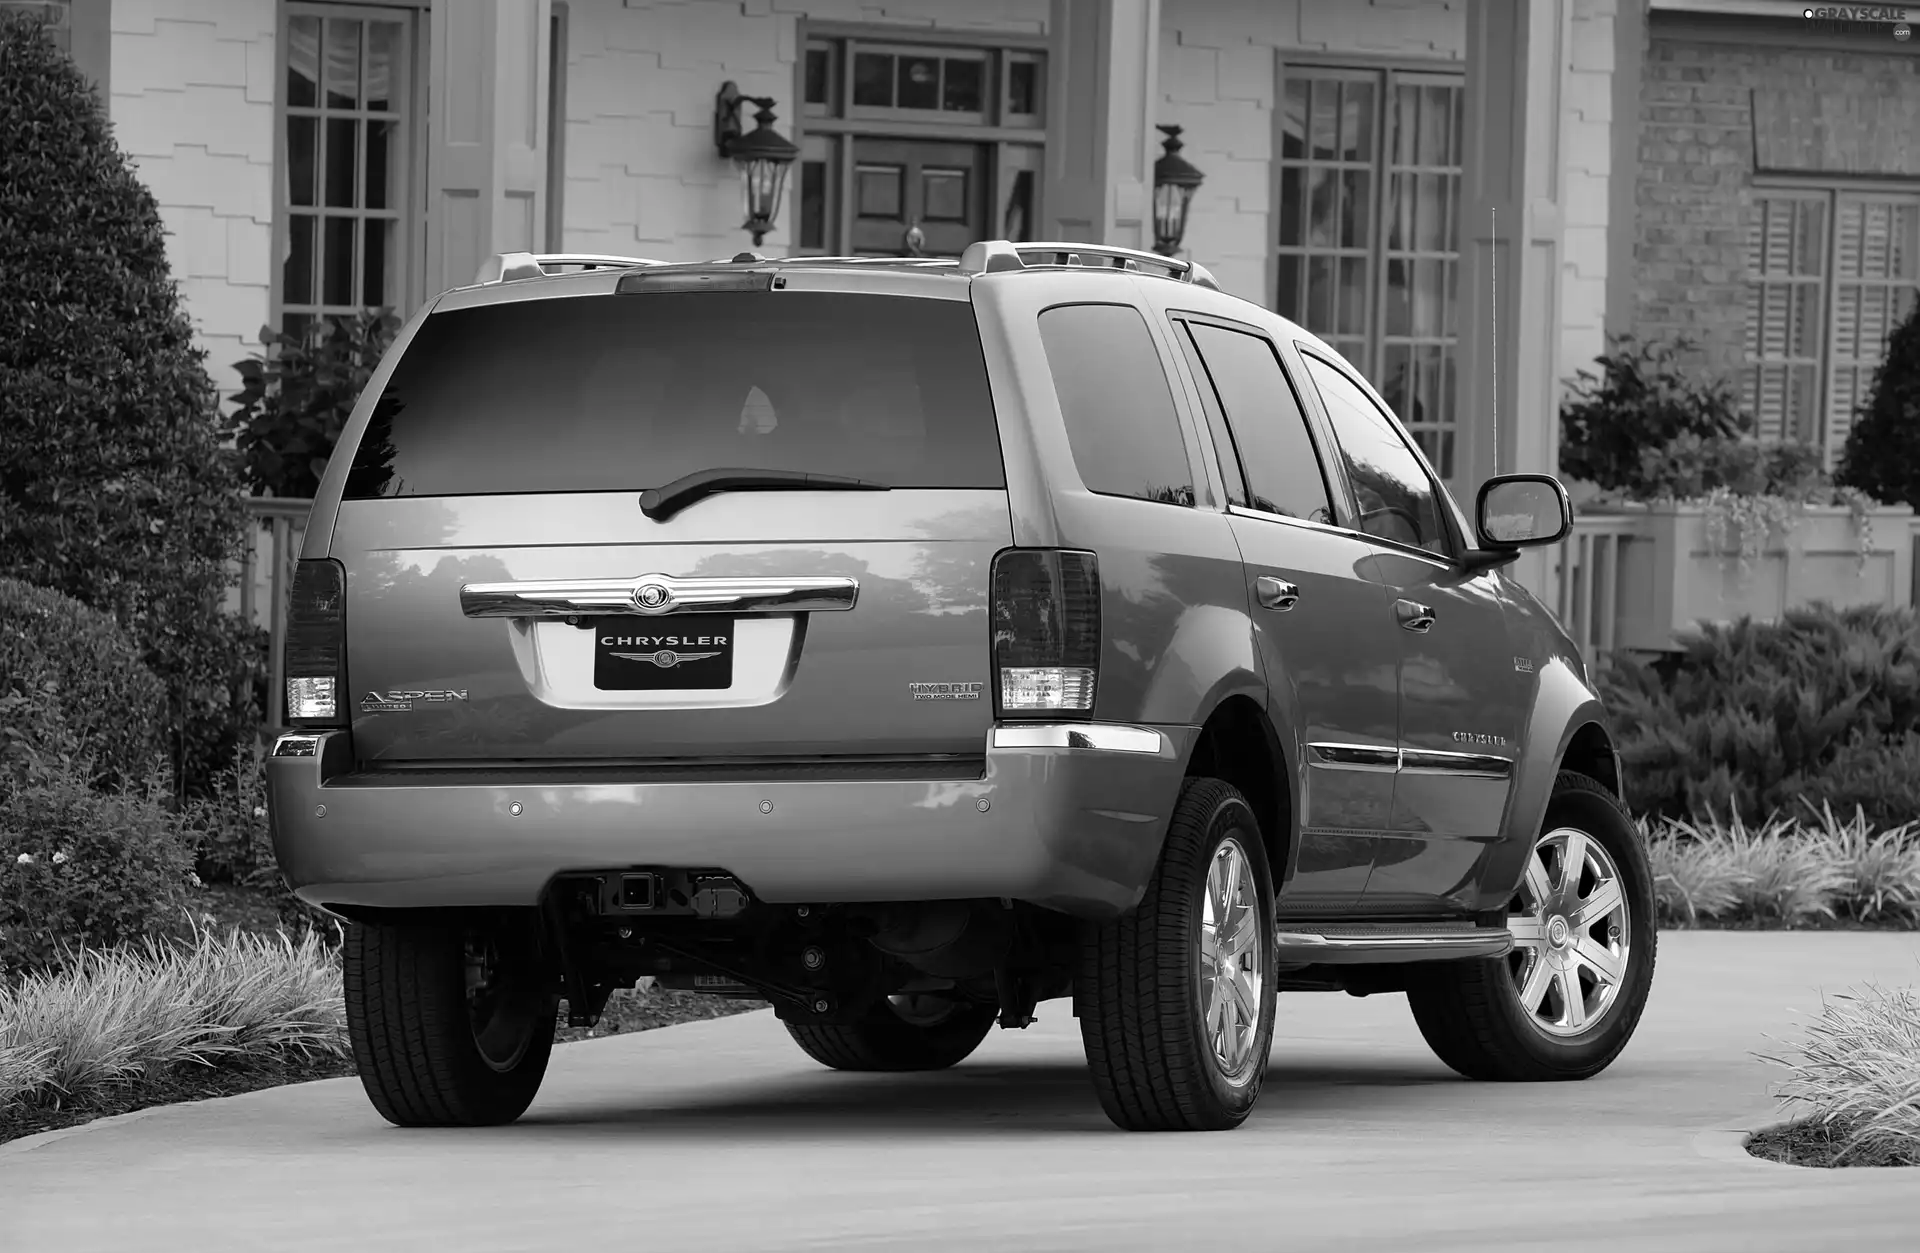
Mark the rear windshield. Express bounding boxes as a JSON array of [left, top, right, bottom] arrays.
[[342, 290, 1005, 499]]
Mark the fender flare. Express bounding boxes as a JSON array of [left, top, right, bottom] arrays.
[[1475, 655, 1621, 911]]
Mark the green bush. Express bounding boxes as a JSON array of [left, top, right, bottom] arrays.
[[0, 579, 166, 793], [1559, 336, 1751, 494], [1645, 806, 1920, 928], [1837, 294, 1920, 511], [0, 769, 199, 979], [1599, 603, 1920, 829], [0, 920, 347, 1113], [228, 310, 402, 500], [0, 14, 261, 799]]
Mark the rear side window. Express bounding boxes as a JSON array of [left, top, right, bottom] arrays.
[[1037, 303, 1194, 506], [342, 292, 1005, 499], [1181, 321, 1334, 524]]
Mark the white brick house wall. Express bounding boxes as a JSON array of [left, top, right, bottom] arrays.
[[92, 0, 1612, 424], [558, 0, 1048, 262], [1159, 0, 1469, 305], [1560, 0, 1616, 385], [108, 0, 276, 405], [1160, 0, 1613, 404]]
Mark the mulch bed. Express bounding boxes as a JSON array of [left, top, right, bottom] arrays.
[[0, 987, 766, 1149], [1747, 1118, 1920, 1168], [1662, 917, 1919, 932], [0, 1052, 358, 1148]]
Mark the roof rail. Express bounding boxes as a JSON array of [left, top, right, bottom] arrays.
[[957, 239, 1221, 291], [474, 252, 664, 285]]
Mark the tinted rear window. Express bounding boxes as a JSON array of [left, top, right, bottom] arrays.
[[343, 291, 1005, 499]]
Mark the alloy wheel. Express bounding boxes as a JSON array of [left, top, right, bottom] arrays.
[[1198, 836, 1265, 1083], [1505, 826, 1633, 1038]]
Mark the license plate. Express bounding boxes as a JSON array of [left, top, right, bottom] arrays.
[[591, 615, 735, 691]]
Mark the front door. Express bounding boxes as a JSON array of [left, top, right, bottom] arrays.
[[1172, 315, 1401, 916], [849, 139, 990, 257], [1295, 351, 1525, 918]]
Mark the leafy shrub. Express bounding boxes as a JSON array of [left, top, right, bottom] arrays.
[[227, 310, 402, 500], [1761, 985, 1920, 1166], [1560, 336, 1750, 493], [1598, 603, 1920, 829], [0, 920, 346, 1112], [0, 14, 261, 799], [178, 741, 333, 936], [1837, 294, 1920, 512], [1802, 802, 1920, 923], [1625, 432, 1838, 505], [1644, 808, 1920, 927], [0, 768, 199, 978], [0, 578, 166, 793]]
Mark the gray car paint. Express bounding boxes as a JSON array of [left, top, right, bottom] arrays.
[[270, 255, 1618, 925]]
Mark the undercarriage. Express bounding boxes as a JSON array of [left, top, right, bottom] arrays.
[[512, 868, 1442, 1032], [534, 870, 1078, 1030]]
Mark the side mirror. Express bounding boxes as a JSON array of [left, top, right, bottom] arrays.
[[1475, 473, 1572, 549]]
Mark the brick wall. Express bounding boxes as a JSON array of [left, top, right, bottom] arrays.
[[560, 0, 1048, 261], [108, 0, 276, 405], [1632, 23, 1920, 385]]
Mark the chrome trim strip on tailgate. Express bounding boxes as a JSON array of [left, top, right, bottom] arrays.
[[459, 573, 859, 618]]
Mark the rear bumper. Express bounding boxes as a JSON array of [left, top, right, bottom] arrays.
[[265, 722, 1199, 921]]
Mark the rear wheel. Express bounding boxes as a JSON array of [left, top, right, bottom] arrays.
[[343, 914, 557, 1127], [786, 993, 997, 1072], [1076, 777, 1277, 1132], [1407, 770, 1657, 1081]]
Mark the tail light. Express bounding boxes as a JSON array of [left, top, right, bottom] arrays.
[[990, 549, 1099, 716], [285, 558, 348, 726]]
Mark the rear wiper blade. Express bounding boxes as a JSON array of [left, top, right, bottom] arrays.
[[638, 467, 889, 521]]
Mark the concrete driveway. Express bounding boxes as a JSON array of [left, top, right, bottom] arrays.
[[4, 930, 1918, 1253]]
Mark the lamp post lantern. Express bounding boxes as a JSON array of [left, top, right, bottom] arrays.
[[1151, 124, 1206, 257], [714, 81, 801, 247]]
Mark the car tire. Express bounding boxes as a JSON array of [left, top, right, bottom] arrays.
[[343, 914, 557, 1127], [1076, 776, 1278, 1132], [786, 994, 998, 1072], [1407, 770, 1657, 1082]]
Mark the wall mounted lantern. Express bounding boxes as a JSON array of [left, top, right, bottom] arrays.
[[714, 81, 801, 247], [1151, 125, 1206, 257]]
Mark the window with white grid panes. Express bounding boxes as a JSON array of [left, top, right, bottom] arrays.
[[278, 4, 418, 338], [1745, 187, 1920, 461], [1275, 67, 1465, 483]]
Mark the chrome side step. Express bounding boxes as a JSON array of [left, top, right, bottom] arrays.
[[1273, 921, 1514, 965]]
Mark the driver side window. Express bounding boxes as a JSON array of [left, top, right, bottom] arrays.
[[1300, 353, 1451, 558]]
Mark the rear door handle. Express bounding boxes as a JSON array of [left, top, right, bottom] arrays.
[[1394, 599, 1435, 633], [1256, 577, 1300, 612]]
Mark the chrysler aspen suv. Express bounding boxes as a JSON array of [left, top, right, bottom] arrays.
[[267, 242, 1657, 1134]]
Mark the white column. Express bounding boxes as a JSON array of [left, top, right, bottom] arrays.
[[1455, 0, 1572, 595], [426, 0, 551, 297], [1042, 0, 1161, 249]]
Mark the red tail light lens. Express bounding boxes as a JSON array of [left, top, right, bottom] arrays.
[[990, 549, 1099, 716], [285, 558, 348, 726]]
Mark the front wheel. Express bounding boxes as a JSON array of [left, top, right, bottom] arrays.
[[1076, 777, 1278, 1132], [343, 914, 557, 1127], [1407, 770, 1657, 1081]]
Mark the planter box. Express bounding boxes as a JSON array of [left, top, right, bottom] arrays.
[[1577, 502, 1916, 653]]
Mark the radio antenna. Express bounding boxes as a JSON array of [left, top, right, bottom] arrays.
[[1490, 205, 1499, 478]]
